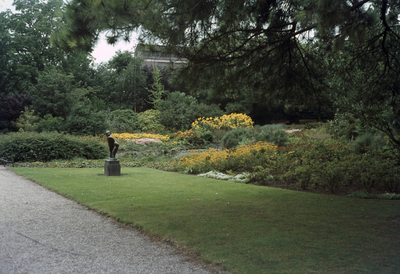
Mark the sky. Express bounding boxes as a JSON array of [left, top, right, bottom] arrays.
[[0, 0, 138, 64]]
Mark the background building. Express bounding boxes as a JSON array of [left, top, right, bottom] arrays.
[[134, 44, 187, 69]]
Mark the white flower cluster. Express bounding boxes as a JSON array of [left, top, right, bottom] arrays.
[[198, 170, 251, 183]]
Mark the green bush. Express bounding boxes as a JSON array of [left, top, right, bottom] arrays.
[[347, 191, 400, 200], [172, 129, 214, 147], [328, 113, 371, 140], [137, 109, 165, 133], [64, 100, 106, 136], [354, 131, 388, 154], [192, 103, 224, 119], [158, 91, 197, 131], [12, 107, 40, 132], [221, 128, 253, 148], [276, 137, 400, 193], [254, 124, 289, 147], [0, 132, 107, 162], [106, 109, 139, 133], [158, 93, 224, 131], [36, 114, 65, 132], [199, 130, 215, 144]]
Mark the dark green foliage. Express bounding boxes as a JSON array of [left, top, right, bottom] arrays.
[[329, 114, 363, 140], [0, 93, 32, 132], [0, 132, 107, 162], [221, 128, 253, 149], [254, 124, 289, 147], [199, 130, 215, 144], [173, 129, 214, 147], [91, 52, 148, 112], [117, 58, 147, 112], [1, 0, 93, 95], [36, 114, 65, 132], [106, 109, 139, 133], [30, 69, 77, 119], [192, 103, 224, 120], [158, 91, 197, 131], [1, 0, 63, 94], [276, 138, 400, 193], [64, 101, 106, 136], [158, 92, 224, 131], [225, 101, 252, 115], [221, 124, 289, 149], [354, 132, 388, 154], [302, 122, 323, 130], [347, 191, 400, 200]]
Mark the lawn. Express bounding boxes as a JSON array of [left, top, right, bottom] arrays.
[[12, 167, 400, 274]]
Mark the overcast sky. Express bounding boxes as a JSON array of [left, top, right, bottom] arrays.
[[0, 0, 137, 64]]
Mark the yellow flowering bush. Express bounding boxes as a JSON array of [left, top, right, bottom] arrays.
[[80, 133, 171, 146], [175, 141, 277, 174], [112, 133, 170, 142], [191, 113, 254, 131], [174, 130, 203, 146]]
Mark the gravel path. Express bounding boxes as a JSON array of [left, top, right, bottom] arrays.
[[0, 166, 223, 274]]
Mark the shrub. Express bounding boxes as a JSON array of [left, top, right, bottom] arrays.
[[278, 138, 355, 192], [199, 130, 215, 144], [174, 141, 277, 174], [65, 102, 106, 136], [12, 107, 40, 132], [277, 137, 400, 193], [112, 132, 170, 142], [173, 130, 203, 146], [36, 114, 65, 132], [221, 128, 253, 149], [106, 109, 139, 133], [225, 101, 252, 114], [158, 91, 197, 131], [354, 131, 388, 154], [0, 92, 32, 132], [347, 192, 400, 200], [0, 132, 107, 162], [327, 113, 373, 141], [192, 103, 224, 120], [173, 129, 215, 147], [192, 113, 254, 131], [254, 124, 289, 147], [137, 109, 165, 133]]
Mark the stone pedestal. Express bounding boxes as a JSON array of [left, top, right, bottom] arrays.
[[104, 158, 121, 176]]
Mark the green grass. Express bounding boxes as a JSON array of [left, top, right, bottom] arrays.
[[12, 167, 400, 274]]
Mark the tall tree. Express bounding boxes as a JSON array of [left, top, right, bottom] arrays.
[[117, 58, 147, 112], [93, 51, 148, 111], [30, 69, 80, 119], [0, 0, 94, 95]]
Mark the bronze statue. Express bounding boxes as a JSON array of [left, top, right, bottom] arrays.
[[106, 131, 119, 159]]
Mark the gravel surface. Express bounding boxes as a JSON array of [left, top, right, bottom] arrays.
[[0, 166, 224, 274]]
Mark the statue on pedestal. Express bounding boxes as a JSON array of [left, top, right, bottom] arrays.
[[106, 130, 119, 159], [104, 131, 121, 176]]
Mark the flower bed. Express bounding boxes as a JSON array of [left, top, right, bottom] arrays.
[[174, 141, 277, 174]]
